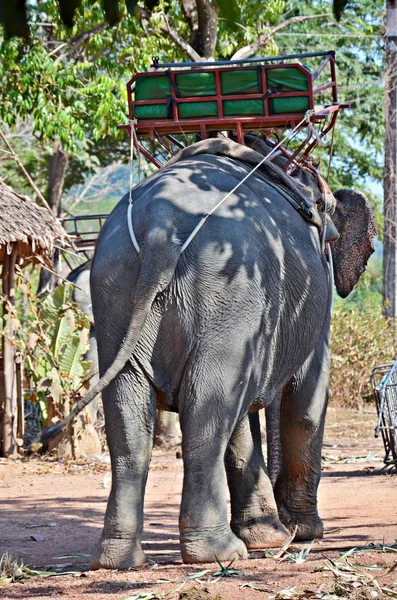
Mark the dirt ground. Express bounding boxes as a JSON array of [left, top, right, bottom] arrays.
[[1, 407, 397, 600]]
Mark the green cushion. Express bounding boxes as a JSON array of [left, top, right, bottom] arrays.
[[266, 67, 309, 92], [175, 72, 216, 97], [223, 99, 264, 116], [178, 101, 218, 118], [269, 96, 310, 114], [135, 75, 172, 100], [220, 69, 260, 95], [134, 103, 168, 119]]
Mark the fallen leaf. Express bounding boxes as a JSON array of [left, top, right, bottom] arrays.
[[24, 534, 45, 542]]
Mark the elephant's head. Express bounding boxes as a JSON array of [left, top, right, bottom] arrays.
[[330, 189, 377, 298]]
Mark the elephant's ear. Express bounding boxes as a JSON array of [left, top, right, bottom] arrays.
[[331, 189, 377, 298]]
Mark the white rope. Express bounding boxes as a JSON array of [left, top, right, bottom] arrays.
[[126, 107, 324, 256], [127, 118, 141, 253], [128, 118, 135, 205], [327, 243, 335, 313], [180, 110, 317, 253], [127, 202, 140, 254]]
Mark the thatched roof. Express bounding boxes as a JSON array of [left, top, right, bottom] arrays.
[[0, 180, 68, 263]]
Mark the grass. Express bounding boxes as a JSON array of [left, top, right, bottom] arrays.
[[0, 551, 80, 585]]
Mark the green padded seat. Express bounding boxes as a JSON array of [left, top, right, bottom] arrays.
[[267, 66, 310, 114], [134, 104, 169, 119], [134, 75, 172, 100], [175, 72, 216, 97], [178, 101, 218, 119], [223, 99, 264, 116], [269, 96, 310, 114], [220, 69, 260, 95]]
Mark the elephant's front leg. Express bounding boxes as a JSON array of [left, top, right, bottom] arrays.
[[274, 341, 329, 541], [225, 412, 289, 549], [91, 362, 156, 570]]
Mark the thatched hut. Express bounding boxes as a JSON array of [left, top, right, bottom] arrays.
[[0, 179, 67, 457]]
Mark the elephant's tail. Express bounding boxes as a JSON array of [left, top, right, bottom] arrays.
[[40, 244, 181, 444]]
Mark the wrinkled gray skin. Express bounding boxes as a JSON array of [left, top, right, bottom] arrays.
[[67, 260, 181, 448], [67, 262, 100, 427], [87, 145, 375, 569]]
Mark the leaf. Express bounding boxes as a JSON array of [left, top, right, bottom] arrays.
[[56, 554, 91, 558], [58, 335, 87, 388], [241, 582, 273, 591], [41, 285, 74, 357], [24, 534, 45, 542], [266, 526, 298, 560]]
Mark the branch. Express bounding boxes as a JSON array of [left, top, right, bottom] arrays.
[[54, 22, 109, 65], [136, 6, 201, 62], [231, 13, 332, 61], [0, 128, 52, 212]]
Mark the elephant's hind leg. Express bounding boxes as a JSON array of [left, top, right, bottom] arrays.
[[274, 342, 329, 541], [178, 360, 249, 564], [225, 412, 289, 549], [91, 361, 156, 570]]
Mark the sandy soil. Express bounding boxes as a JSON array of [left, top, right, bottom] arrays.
[[0, 408, 396, 600]]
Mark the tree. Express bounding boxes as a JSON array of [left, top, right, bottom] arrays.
[[0, 1, 384, 218], [383, 0, 397, 317]]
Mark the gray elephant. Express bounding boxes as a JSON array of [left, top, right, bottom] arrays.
[[44, 138, 376, 569]]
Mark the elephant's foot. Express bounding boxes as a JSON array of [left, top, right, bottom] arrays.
[[180, 527, 248, 564], [277, 506, 324, 541], [91, 533, 147, 570], [232, 516, 290, 550]]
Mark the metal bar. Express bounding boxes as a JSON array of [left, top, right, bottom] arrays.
[[312, 53, 333, 81], [63, 214, 109, 222], [152, 51, 332, 69], [330, 55, 338, 102], [165, 134, 185, 149], [215, 69, 223, 118], [131, 90, 311, 105], [313, 82, 336, 95]]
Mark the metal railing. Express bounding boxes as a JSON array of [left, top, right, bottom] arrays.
[[62, 214, 109, 251], [372, 361, 397, 465]]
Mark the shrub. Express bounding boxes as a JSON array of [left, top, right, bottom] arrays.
[[2, 269, 91, 430], [330, 304, 396, 408]]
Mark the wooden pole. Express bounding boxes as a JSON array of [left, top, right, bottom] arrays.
[[383, 0, 397, 317], [1, 244, 18, 457]]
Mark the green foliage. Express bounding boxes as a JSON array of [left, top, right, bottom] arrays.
[[1, 271, 91, 424], [274, 0, 384, 223], [0, 0, 385, 228], [330, 304, 395, 408], [335, 251, 383, 310]]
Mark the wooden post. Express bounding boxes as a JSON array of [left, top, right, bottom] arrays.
[[1, 244, 18, 457], [16, 354, 24, 445], [383, 0, 397, 317]]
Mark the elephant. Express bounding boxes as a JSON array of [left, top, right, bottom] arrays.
[[43, 137, 376, 569]]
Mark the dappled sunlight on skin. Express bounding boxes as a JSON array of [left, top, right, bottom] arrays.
[[85, 145, 375, 567]]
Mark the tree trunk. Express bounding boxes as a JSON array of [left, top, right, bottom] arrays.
[[383, 0, 397, 317], [37, 141, 68, 294], [195, 0, 218, 59], [1, 245, 18, 457]]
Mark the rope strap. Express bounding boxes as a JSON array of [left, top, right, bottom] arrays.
[[127, 108, 324, 255]]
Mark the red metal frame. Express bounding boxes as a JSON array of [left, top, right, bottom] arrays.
[[118, 51, 348, 169]]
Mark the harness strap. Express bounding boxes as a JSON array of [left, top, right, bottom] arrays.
[[127, 109, 327, 255]]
